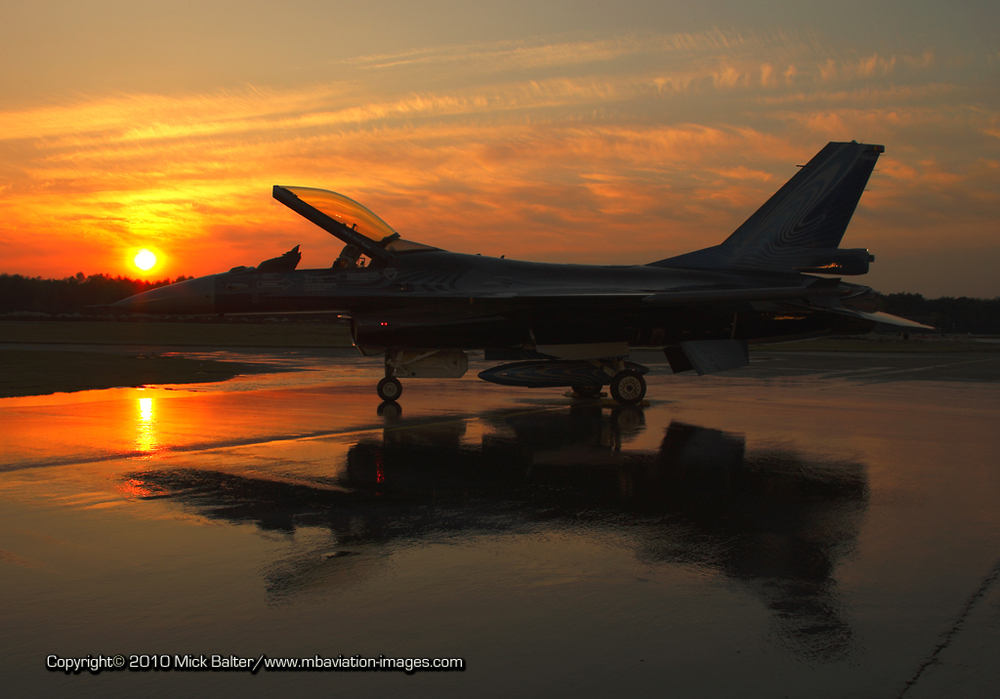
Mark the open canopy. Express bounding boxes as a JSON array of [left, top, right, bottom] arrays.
[[273, 185, 437, 263]]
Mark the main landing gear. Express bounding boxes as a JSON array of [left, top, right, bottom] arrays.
[[570, 367, 647, 405], [608, 369, 646, 405], [570, 361, 647, 406]]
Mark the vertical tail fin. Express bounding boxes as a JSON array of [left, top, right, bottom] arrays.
[[652, 141, 883, 275]]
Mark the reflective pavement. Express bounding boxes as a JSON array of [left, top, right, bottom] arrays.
[[2, 348, 999, 697]]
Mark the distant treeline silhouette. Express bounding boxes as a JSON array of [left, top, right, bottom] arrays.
[[1, 273, 998, 333], [0, 273, 192, 315], [876, 293, 1000, 334]]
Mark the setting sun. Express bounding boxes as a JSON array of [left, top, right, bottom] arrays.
[[133, 249, 157, 272]]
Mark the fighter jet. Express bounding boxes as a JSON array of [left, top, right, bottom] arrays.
[[115, 141, 928, 404]]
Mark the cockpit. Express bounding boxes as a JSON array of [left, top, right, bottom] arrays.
[[273, 185, 438, 268]]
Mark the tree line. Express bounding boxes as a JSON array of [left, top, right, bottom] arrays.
[[875, 293, 1000, 334], [1, 273, 998, 333], [0, 273, 192, 315]]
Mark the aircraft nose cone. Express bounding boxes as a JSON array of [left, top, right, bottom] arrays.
[[114, 275, 217, 314]]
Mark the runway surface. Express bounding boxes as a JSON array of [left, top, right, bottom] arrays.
[[2, 347, 999, 697]]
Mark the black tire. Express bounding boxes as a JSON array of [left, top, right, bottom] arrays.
[[609, 370, 645, 405], [376, 376, 402, 402]]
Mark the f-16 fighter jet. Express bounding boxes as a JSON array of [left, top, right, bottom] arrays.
[[116, 141, 927, 404]]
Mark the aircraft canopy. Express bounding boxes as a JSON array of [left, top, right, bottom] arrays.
[[274, 186, 437, 258]]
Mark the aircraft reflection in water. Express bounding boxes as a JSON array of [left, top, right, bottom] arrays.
[[116, 141, 928, 404], [123, 406, 868, 662]]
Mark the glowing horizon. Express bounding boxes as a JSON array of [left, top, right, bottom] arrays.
[[1, 5, 997, 297]]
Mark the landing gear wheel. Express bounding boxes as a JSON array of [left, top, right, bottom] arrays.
[[610, 370, 646, 405], [572, 384, 602, 399], [377, 376, 402, 402]]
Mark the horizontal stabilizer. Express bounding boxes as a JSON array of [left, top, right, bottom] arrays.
[[664, 340, 750, 375], [821, 307, 935, 330]]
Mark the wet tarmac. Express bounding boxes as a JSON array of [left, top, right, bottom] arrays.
[[2, 347, 1000, 697]]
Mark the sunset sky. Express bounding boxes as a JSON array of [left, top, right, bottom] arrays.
[[1, 1, 997, 297]]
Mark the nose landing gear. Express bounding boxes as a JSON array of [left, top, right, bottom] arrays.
[[376, 376, 402, 402]]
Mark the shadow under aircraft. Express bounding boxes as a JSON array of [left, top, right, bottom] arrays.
[[124, 406, 868, 662], [114, 141, 928, 404]]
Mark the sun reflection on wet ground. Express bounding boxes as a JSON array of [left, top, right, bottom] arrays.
[[135, 394, 158, 454], [2, 349, 1000, 697]]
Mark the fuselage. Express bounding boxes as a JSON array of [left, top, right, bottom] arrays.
[[115, 250, 874, 352]]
